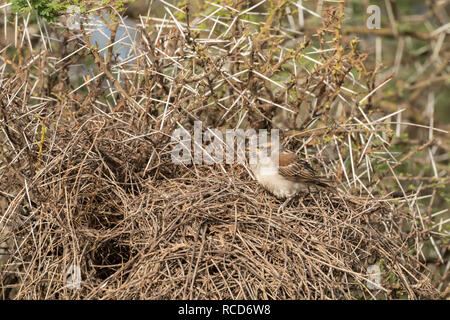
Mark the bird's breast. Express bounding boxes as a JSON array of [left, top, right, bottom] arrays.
[[255, 168, 306, 198]]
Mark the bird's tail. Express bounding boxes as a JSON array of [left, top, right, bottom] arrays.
[[315, 176, 337, 189]]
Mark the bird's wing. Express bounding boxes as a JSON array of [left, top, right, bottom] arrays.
[[278, 153, 317, 182]]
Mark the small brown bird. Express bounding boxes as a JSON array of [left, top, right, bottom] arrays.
[[248, 143, 334, 200]]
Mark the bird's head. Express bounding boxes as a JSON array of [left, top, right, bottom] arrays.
[[246, 141, 280, 167]]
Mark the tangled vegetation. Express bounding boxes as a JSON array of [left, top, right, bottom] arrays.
[[0, 0, 448, 299]]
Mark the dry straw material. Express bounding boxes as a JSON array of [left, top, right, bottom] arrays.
[[0, 1, 446, 299]]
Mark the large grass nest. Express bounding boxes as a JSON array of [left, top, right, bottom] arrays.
[[0, 117, 439, 299], [0, 2, 446, 299]]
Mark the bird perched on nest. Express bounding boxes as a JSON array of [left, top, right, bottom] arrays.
[[248, 142, 335, 210]]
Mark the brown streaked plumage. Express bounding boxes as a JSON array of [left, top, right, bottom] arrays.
[[248, 144, 335, 199], [278, 152, 334, 189]]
